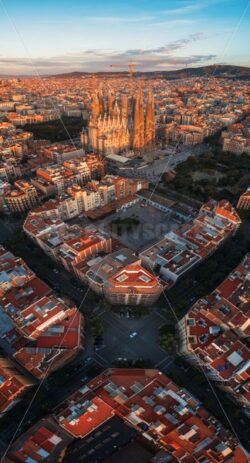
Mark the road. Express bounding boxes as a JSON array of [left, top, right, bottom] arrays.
[[91, 306, 171, 367], [0, 216, 24, 242], [161, 143, 207, 172], [14, 237, 86, 305], [0, 219, 249, 452], [3, 231, 169, 367], [0, 358, 103, 443]]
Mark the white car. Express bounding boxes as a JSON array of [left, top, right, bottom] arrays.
[[129, 331, 137, 338]]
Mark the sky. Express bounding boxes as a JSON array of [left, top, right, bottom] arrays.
[[0, 0, 249, 75]]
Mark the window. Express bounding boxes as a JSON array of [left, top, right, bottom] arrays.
[[116, 274, 128, 282]]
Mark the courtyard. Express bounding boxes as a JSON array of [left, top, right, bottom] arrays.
[[98, 201, 180, 250]]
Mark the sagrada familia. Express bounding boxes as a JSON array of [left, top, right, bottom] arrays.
[[82, 83, 156, 155]]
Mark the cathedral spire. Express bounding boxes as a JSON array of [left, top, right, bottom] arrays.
[[145, 89, 156, 145], [108, 91, 114, 117], [91, 92, 101, 122], [133, 81, 145, 149], [121, 94, 128, 121], [91, 75, 102, 123], [113, 100, 120, 120]]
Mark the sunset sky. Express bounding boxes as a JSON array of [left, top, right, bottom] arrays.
[[0, 0, 249, 74]]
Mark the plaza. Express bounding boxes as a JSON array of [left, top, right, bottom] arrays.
[[98, 201, 181, 250]]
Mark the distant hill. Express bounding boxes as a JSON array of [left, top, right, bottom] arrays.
[[50, 65, 250, 80], [159, 65, 250, 80], [1, 64, 249, 80]]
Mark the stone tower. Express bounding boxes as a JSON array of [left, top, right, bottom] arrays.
[[107, 91, 114, 117], [91, 93, 101, 122], [145, 89, 156, 145], [133, 83, 145, 149], [121, 94, 128, 121]]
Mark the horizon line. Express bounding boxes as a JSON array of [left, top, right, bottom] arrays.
[[0, 63, 249, 78]]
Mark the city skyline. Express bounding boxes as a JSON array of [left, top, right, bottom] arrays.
[[0, 2, 250, 461], [0, 0, 249, 75]]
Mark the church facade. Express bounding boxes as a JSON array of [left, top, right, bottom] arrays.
[[82, 85, 156, 155]]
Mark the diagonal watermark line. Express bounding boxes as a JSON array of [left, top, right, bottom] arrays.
[[146, 245, 244, 446], [0, 0, 84, 154], [128, 7, 250, 447], [0, 0, 249, 458], [0, 258, 107, 462], [213, 0, 250, 62]]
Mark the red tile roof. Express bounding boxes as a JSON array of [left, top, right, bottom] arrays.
[[107, 263, 162, 294], [36, 309, 82, 350], [0, 357, 34, 414], [55, 369, 249, 463], [181, 254, 250, 405]]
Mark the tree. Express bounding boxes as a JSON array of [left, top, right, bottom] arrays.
[[23, 116, 87, 142], [90, 317, 105, 337], [159, 324, 178, 352]]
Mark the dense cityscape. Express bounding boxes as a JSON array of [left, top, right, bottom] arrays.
[[0, 0, 250, 462]]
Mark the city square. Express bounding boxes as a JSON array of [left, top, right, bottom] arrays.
[[99, 201, 181, 250]]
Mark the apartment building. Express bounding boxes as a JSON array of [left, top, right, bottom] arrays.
[[4, 180, 39, 213], [178, 254, 250, 406], [54, 368, 248, 462], [86, 248, 163, 305], [0, 355, 34, 416], [140, 200, 241, 287], [237, 188, 250, 210], [0, 246, 84, 381]]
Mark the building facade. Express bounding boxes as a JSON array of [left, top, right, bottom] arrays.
[[85, 86, 156, 155]]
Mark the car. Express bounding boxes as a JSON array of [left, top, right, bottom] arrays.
[[80, 376, 88, 383], [129, 331, 137, 338]]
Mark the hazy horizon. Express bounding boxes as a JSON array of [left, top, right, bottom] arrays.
[[1, 63, 250, 79]]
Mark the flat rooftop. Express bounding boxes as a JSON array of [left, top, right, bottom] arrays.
[[103, 440, 154, 463], [63, 416, 138, 463]]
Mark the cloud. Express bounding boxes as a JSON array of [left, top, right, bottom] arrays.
[[83, 33, 206, 60], [151, 18, 199, 26], [163, 0, 230, 16], [36, 15, 155, 25], [0, 33, 216, 74], [83, 16, 154, 24], [118, 32, 205, 57], [35, 16, 198, 28], [164, 2, 204, 15]]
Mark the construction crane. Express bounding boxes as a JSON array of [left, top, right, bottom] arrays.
[[110, 62, 140, 95]]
